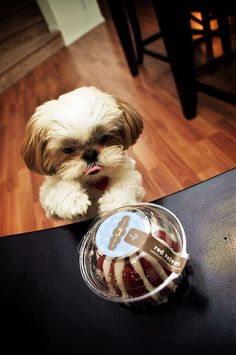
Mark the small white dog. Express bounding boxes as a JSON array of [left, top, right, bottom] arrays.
[[21, 86, 145, 221]]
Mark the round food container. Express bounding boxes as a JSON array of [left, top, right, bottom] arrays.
[[78, 203, 189, 307]]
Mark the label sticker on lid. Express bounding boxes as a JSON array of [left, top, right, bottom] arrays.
[[125, 228, 188, 274], [95, 211, 147, 257]]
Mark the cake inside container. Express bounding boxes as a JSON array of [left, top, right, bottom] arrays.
[[79, 203, 189, 306]]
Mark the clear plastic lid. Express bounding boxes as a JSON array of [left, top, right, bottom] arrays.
[[79, 203, 188, 304]]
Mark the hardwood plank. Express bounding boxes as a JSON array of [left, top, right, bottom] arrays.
[[210, 132, 236, 161], [147, 163, 184, 197]]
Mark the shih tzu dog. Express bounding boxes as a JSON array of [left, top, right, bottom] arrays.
[[21, 86, 145, 221]]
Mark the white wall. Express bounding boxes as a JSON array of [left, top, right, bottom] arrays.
[[37, 0, 105, 46]]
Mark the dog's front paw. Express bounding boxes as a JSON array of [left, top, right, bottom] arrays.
[[42, 189, 91, 220], [98, 191, 137, 216], [64, 191, 92, 219]]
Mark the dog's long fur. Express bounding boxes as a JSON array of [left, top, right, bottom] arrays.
[[21, 86, 145, 220]]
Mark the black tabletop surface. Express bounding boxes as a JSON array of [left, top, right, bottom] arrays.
[[1, 169, 236, 355]]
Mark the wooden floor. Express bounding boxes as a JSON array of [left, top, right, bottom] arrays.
[[1, 1, 236, 237]]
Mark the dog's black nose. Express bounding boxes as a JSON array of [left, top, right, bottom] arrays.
[[83, 149, 98, 163]]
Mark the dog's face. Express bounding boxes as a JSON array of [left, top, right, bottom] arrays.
[[21, 87, 143, 180]]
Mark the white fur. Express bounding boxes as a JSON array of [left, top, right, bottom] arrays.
[[23, 87, 145, 221], [40, 156, 144, 221]]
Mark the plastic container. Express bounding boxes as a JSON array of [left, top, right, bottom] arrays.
[[78, 203, 189, 307]]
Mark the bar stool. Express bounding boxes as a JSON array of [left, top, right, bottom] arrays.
[[107, 0, 236, 119], [125, 0, 230, 66]]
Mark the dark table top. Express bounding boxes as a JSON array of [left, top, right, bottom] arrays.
[[1, 169, 236, 355]]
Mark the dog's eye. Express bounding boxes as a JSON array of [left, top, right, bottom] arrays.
[[62, 147, 75, 154], [98, 134, 109, 144]]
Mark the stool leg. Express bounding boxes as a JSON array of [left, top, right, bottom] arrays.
[[107, 0, 138, 76], [153, 1, 197, 119], [216, 14, 232, 53], [125, 0, 144, 65], [201, 11, 214, 53]]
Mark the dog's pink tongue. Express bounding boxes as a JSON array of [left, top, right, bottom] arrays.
[[85, 164, 102, 176]]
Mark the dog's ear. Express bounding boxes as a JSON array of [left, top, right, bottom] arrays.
[[21, 112, 49, 175], [113, 96, 144, 149]]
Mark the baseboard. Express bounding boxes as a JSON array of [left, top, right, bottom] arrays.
[[63, 15, 105, 46]]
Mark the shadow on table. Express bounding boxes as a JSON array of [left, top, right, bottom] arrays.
[[119, 263, 209, 315]]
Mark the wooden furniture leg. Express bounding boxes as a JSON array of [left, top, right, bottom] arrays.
[[106, 0, 139, 76], [152, 1, 197, 119]]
